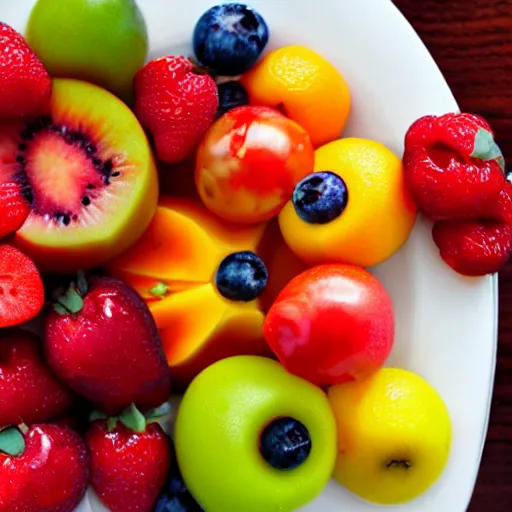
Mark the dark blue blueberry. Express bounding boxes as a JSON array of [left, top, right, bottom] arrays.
[[217, 81, 249, 118], [152, 441, 204, 512], [292, 171, 349, 224], [215, 250, 268, 302], [259, 417, 312, 471], [193, 3, 269, 76]]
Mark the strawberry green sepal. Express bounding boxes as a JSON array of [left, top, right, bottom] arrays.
[[88, 402, 171, 433], [52, 270, 88, 315], [89, 403, 147, 433], [471, 128, 506, 172], [0, 425, 26, 456]]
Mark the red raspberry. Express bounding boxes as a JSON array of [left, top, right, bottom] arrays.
[[403, 113, 505, 221], [134, 56, 219, 164], [0, 181, 30, 239], [432, 180, 512, 276], [432, 220, 512, 277], [0, 23, 51, 119]]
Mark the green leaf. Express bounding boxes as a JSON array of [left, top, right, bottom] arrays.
[[471, 128, 506, 172], [119, 403, 147, 433], [150, 282, 169, 299], [53, 303, 69, 315], [0, 427, 25, 456], [89, 410, 109, 422], [77, 271, 89, 296], [107, 417, 119, 432], [53, 286, 84, 315], [146, 402, 172, 422]]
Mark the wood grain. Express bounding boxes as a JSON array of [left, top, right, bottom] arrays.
[[393, 1, 512, 510]]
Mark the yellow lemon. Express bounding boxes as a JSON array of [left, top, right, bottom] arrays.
[[279, 138, 418, 267], [328, 368, 452, 505]]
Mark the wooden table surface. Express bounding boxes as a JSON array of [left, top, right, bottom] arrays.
[[393, 1, 512, 510]]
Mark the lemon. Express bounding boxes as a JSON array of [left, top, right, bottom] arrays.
[[328, 368, 452, 505]]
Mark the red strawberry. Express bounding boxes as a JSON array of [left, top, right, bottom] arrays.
[[134, 56, 218, 163], [0, 423, 89, 512], [44, 274, 171, 415], [432, 220, 512, 276], [0, 244, 44, 328], [0, 329, 74, 427], [403, 113, 506, 221], [0, 23, 51, 119], [0, 181, 30, 239], [86, 410, 171, 512]]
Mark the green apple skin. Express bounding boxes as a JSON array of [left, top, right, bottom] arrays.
[[174, 356, 337, 512], [26, 0, 147, 102]]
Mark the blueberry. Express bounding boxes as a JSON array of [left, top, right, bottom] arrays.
[[259, 417, 312, 471], [193, 3, 269, 76], [217, 81, 249, 118], [292, 171, 349, 224], [215, 250, 268, 302], [153, 441, 204, 512]]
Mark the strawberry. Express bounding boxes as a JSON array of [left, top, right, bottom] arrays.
[[86, 407, 171, 512], [0, 181, 30, 239], [0, 423, 89, 512], [403, 113, 506, 221], [0, 244, 44, 328], [0, 23, 51, 119], [0, 329, 74, 427], [44, 274, 172, 415], [134, 56, 218, 164]]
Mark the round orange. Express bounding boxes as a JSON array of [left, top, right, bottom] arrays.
[[279, 138, 418, 267], [241, 45, 351, 148]]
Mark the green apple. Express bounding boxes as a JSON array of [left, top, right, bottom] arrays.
[[26, 0, 147, 101], [174, 355, 337, 512]]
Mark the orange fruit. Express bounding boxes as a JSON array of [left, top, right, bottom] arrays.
[[279, 138, 418, 267], [241, 45, 351, 148], [106, 197, 306, 388]]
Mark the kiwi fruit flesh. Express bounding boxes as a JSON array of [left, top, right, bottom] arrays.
[[0, 78, 158, 273]]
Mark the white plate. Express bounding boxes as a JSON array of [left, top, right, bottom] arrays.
[[2, 1, 497, 511]]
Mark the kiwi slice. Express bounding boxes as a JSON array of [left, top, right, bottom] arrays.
[[0, 78, 158, 274]]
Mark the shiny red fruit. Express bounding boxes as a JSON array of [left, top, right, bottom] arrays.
[[195, 106, 314, 223], [0, 244, 44, 328], [403, 112, 505, 221], [134, 56, 218, 164], [0, 424, 89, 512], [86, 420, 171, 512], [44, 275, 171, 415], [433, 220, 512, 276], [0, 181, 30, 239], [263, 264, 394, 387], [0, 23, 51, 119], [0, 329, 74, 426]]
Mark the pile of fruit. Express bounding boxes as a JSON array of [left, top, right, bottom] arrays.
[[0, 1, 509, 511]]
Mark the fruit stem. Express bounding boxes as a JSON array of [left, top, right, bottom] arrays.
[[386, 459, 412, 470], [150, 282, 169, 299]]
